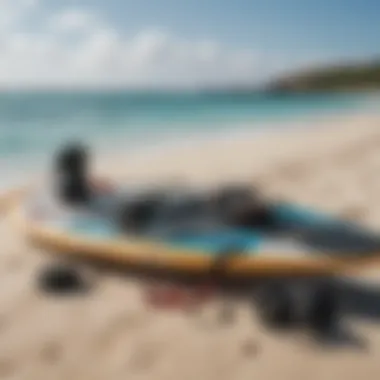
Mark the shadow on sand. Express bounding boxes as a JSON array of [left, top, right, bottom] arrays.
[[34, 251, 380, 352]]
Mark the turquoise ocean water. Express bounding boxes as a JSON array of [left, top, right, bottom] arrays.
[[0, 91, 378, 189]]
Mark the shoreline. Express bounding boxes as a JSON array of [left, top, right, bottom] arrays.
[[0, 100, 378, 191], [0, 108, 379, 209], [94, 102, 379, 163]]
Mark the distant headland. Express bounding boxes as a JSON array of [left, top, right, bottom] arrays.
[[266, 60, 380, 93]]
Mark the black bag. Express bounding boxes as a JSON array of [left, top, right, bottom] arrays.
[[55, 144, 91, 205]]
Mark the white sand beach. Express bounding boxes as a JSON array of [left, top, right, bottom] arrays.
[[2, 113, 380, 380]]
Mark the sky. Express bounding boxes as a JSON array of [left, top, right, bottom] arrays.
[[0, 0, 379, 89]]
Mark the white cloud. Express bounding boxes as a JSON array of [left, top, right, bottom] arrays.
[[0, 3, 270, 89], [48, 8, 99, 34], [0, 0, 38, 31]]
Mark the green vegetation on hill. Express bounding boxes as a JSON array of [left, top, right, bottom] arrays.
[[268, 61, 380, 92]]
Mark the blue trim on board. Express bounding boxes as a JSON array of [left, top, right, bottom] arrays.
[[59, 202, 379, 255], [168, 230, 262, 255]]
